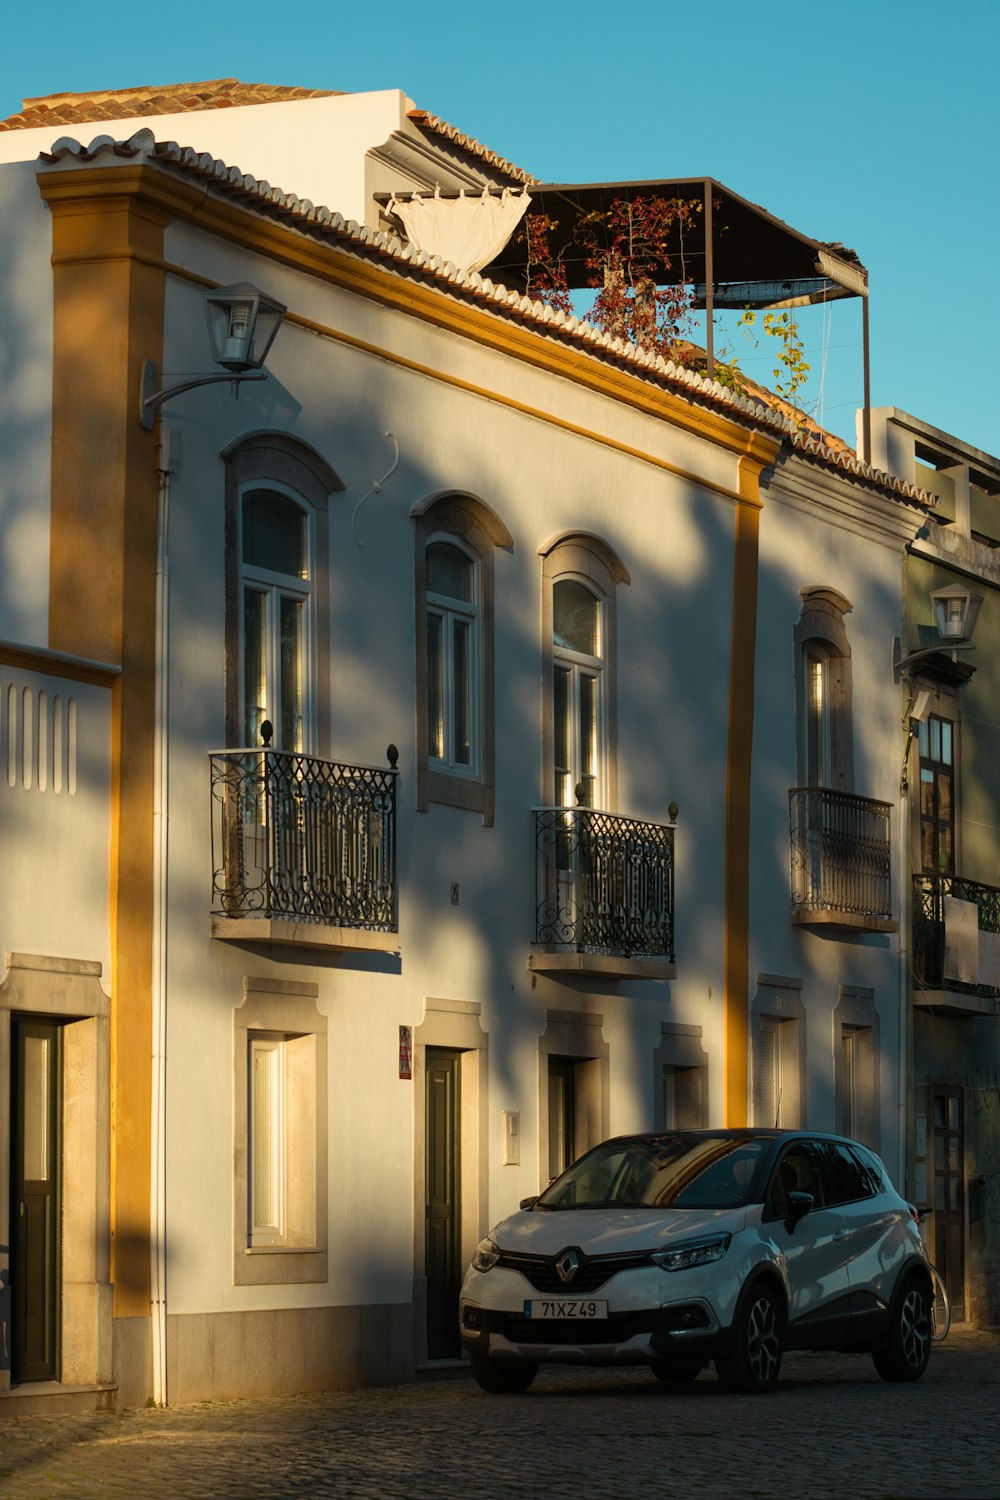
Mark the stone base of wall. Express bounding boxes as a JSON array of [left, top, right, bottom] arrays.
[[113, 1316, 152, 1409], [968, 1260, 1000, 1329], [166, 1303, 415, 1404]]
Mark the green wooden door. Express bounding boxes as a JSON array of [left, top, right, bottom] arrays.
[[425, 1049, 461, 1359], [11, 1019, 62, 1383]]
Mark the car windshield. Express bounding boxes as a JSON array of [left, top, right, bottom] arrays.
[[536, 1134, 767, 1211]]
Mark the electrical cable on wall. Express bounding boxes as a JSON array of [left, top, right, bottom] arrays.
[[352, 432, 399, 546]]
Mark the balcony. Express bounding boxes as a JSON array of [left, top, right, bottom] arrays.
[[789, 787, 896, 933], [912, 872, 1000, 1016], [209, 747, 399, 953], [530, 806, 676, 979]]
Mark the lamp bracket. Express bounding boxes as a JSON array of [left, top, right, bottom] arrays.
[[892, 635, 974, 683], [139, 358, 267, 430]]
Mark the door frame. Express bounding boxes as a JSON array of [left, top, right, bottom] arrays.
[[10, 1017, 63, 1383]]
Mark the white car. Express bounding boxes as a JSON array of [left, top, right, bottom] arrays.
[[460, 1129, 933, 1394]]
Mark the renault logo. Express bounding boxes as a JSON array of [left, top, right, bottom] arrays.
[[555, 1249, 581, 1284]]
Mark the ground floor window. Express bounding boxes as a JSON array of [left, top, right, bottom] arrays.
[[233, 980, 327, 1285]]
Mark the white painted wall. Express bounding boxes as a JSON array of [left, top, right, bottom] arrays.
[[0, 91, 501, 228], [0, 160, 53, 648], [0, 667, 112, 976], [751, 462, 909, 1170], [149, 234, 743, 1318]]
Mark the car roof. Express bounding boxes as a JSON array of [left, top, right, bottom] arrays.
[[596, 1129, 878, 1150]]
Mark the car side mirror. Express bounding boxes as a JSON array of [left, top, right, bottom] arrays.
[[785, 1190, 813, 1232], [519, 1195, 538, 1210]]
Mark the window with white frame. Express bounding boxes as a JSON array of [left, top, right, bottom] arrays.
[[247, 1029, 319, 1252], [804, 647, 831, 788], [540, 533, 626, 812], [552, 578, 604, 809], [249, 1033, 286, 1246], [426, 538, 480, 776], [794, 587, 853, 792], [241, 488, 312, 750], [414, 494, 510, 825], [223, 435, 339, 759], [234, 981, 327, 1287]]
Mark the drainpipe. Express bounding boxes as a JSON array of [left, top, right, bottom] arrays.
[[150, 429, 177, 1406], [897, 709, 915, 1194]]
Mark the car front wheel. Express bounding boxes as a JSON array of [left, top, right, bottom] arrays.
[[715, 1282, 784, 1394], [872, 1275, 931, 1382], [469, 1357, 538, 1394]]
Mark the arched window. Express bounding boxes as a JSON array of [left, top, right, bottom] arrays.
[[425, 537, 480, 774], [413, 492, 512, 825], [794, 587, 853, 791], [552, 578, 604, 808], [222, 433, 341, 754], [540, 532, 628, 810], [241, 488, 311, 750]]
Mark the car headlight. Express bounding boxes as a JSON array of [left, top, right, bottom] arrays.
[[651, 1233, 732, 1273], [471, 1236, 501, 1272]]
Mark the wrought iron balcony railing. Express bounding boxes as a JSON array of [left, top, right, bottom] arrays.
[[789, 787, 893, 925], [210, 747, 398, 931], [533, 806, 675, 962], [913, 872, 1000, 999]]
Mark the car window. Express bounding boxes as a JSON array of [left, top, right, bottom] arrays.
[[849, 1143, 887, 1197], [765, 1142, 828, 1219], [816, 1141, 875, 1205], [537, 1134, 767, 1210]]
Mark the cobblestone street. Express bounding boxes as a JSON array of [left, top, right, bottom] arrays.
[[1, 1330, 998, 1500]]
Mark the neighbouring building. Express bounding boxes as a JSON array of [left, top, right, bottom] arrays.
[[867, 406, 1000, 1327], [0, 81, 936, 1411]]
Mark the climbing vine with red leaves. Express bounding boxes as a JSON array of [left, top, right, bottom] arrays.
[[521, 194, 702, 361]]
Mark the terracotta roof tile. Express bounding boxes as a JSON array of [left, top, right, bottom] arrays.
[[407, 108, 534, 185], [37, 129, 930, 515], [0, 79, 339, 131]]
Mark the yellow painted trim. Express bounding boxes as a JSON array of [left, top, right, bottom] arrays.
[[59, 243, 770, 510], [38, 164, 782, 472], [723, 457, 767, 1127], [41, 167, 164, 1322]]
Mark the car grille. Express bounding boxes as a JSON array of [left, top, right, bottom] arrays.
[[495, 1250, 651, 1294], [477, 1309, 660, 1346]]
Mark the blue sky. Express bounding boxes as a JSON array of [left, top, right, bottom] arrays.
[[3, 0, 995, 454]]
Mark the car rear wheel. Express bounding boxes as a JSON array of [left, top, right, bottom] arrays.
[[469, 1357, 538, 1394], [872, 1275, 931, 1382], [715, 1282, 784, 1394]]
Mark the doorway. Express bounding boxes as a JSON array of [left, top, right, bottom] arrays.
[[931, 1085, 965, 1321], [10, 1018, 62, 1383], [424, 1048, 462, 1359]]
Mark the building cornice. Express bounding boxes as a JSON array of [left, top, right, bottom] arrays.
[[36, 162, 781, 468]]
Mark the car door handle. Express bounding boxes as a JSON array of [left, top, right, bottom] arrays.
[[833, 1229, 851, 1242]]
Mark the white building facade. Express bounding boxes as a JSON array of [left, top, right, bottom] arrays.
[[0, 84, 929, 1409]]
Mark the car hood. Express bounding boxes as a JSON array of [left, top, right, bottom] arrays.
[[491, 1205, 746, 1255]]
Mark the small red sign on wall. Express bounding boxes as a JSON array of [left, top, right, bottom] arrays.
[[399, 1025, 413, 1080]]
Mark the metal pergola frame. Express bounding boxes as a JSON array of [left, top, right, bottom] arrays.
[[378, 176, 872, 459]]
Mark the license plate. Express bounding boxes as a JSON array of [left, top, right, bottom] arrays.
[[524, 1299, 608, 1319]]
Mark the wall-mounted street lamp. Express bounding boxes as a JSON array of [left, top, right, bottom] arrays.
[[139, 282, 287, 430], [892, 583, 983, 683]]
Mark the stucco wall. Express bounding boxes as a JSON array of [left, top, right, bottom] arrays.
[[0, 161, 53, 648]]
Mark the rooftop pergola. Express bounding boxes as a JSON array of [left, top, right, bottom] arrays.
[[380, 176, 872, 458]]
